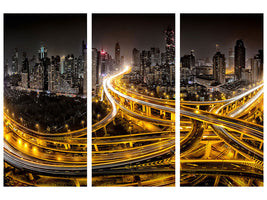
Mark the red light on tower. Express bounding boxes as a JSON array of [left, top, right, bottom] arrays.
[[101, 50, 105, 55]]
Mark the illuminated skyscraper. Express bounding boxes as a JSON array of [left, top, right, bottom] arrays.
[[115, 42, 120, 70], [140, 50, 151, 82], [234, 40, 246, 80], [150, 47, 160, 66], [38, 46, 48, 61], [22, 52, 30, 88], [4, 60, 9, 77], [165, 26, 175, 65], [121, 56, 124, 69], [132, 48, 140, 72], [82, 40, 87, 96], [228, 48, 234, 72], [251, 50, 263, 83], [92, 48, 99, 95], [213, 51, 226, 84], [181, 50, 195, 69], [11, 48, 19, 74]]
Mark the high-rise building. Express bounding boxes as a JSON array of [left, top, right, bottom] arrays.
[[234, 40, 246, 80], [132, 48, 140, 72], [38, 45, 50, 90], [228, 48, 234, 72], [48, 64, 57, 92], [161, 52, 166, 64], [11, 48, 19, 74], [29, 55, 37, 74], [115, 42, 120, 70], [213, 51, 226, 84], [150, 47, 160, 66], [82, 40, 87, 96], [4, 60, 9, 78], [92, 48, 99, 95], [51, 55, 61, 72], [98, 49, 113, 85], [181, 50, 195, 69], [251, 50, 263, 83], [22, 52, 30, 88], [64, 54, 75, 85], [30, 63, 44, 90], [121, 56, 124, 69], [165, 26, 175, 65], [42, 57, 51, 90], [38, 46, 48, 61], [140, 50, 151, 82]]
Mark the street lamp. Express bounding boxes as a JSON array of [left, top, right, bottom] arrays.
[[97, 114, 101, 121], [35, 124, 39, 132], [65, 124, 69, 131], [81, 120, 85, 128]]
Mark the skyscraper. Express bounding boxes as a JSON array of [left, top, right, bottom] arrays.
[[165, 26, 175, 65], [115, 42, 120, 71], [132, 48, 140, 72], [121, 56, 124, 69], [234, 40, 246, 80], [64, 54, 74, 85], [150, 47, 160, 66], [11, 48, 19, 74], [22, 52, 30, 88], [213, 51, 226, 84], [92, 48, 99, 95], [82, 40, 87, 96], [4, 60, 9, 78], [38, 46, 48, 61], [228, 48, 234, 72], [181, 50, 195, 69], [251, 50, 263, 83], [38, 45, 50, 90], [140, 50, 151, 82]]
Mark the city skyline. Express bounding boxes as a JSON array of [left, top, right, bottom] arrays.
[[4, 14, 87, 63], [181, 14, 263, 60], [92, 14, 175, 63]]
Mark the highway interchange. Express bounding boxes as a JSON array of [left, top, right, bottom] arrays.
[[4, 65, 264, 187]]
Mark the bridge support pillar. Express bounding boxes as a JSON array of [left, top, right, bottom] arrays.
[[130, 101, 135, 111], [66, 144, 71, 150], [234, 151, 238, 159], [129, 142, 133, 148], [73, 178, 80, 187], [171, 113, 175, 121], [259, 142, 263, 150], [247, 178, 253, 186], [104, 126, 108, 136], [142, 105, 146, 113], [240, 133, 244, 140], [94, 144, 99, 151], [204, 142, 212, 159], [146, 107, 151, 116], [214, 176, 221, 186]]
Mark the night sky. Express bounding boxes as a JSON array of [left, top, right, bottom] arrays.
[[4, 14, 87, 63], [92, 14, 175, 64], [181, 14, 263, 61]]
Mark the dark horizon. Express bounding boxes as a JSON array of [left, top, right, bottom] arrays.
[[181, 14, 263, 62], [4, 14, 87, 65], [92, 14, 175, 64]]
